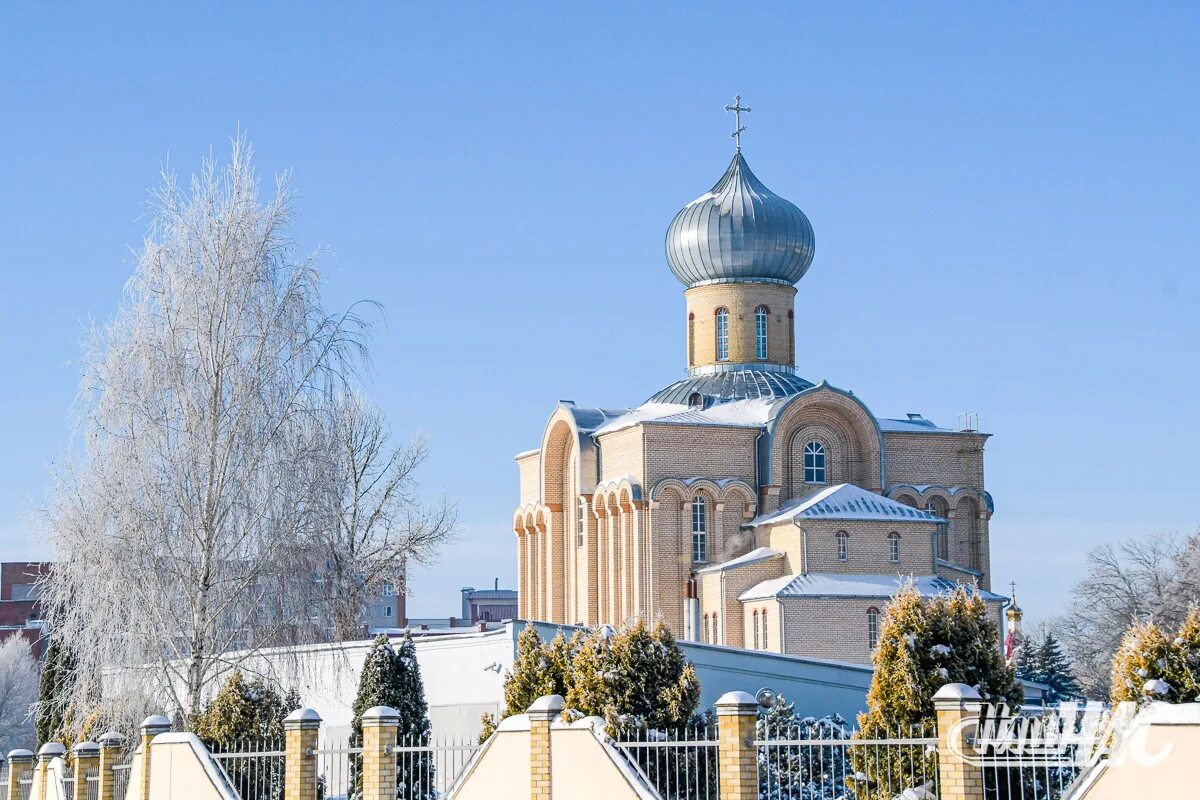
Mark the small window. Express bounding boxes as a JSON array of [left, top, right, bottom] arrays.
[[760, 608, 769, 650], [577, 497, 587, 547], [688, 392, 704, 409], [691, 495, 708, 563], [836, 531, 848, 561], [703, 614, 710, 643], [715, 308, 729, 361], [381, 583, 396, 596], [752, 610, 760, 649], [889, 532, 901, 563], [711, 613, 719, 644], [804, 441, 826, 483], [384, 605, 392, 618], [867, 607, 880, 649], [755, 306, 769, 359]]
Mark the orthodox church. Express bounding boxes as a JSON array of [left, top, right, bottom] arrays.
[[512, 108, 1004, 665]]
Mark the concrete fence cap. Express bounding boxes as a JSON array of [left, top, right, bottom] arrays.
[[361, 706, 400, 721], [714, 690, 758, 708], [141, 714, 171, 731], [932, 683, 982, 703], [97, 731, 124, 746], [38, 743, 66, 757], [284, 707, 322, 724], [72, 742, 100, 754], [6, 749, 33, 761], [527, 694, 565, 713]]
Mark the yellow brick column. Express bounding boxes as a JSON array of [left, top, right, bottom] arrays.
[[715, 691, 758, 800], [138, 715, 171, 800], [526, 695, 563, 800], [71, 742, 100, 800], [96, 732, 124, 800], [933, 683, 985, 800], [283, 708, 321, 800], [37, 743, 67, 800], [6, 750, 33, 800], [360, 706, 399, 800]]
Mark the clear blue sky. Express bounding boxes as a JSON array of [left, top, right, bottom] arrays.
[[2, 3, 1197, 622]]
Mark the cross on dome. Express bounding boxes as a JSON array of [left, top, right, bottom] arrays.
[[724, 94, 751, 151]]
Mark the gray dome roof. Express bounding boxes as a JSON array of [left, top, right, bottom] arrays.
[[665, 153, 815, 288], [647, 369, 814, 406]]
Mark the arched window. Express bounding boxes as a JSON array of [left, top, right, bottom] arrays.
[[691, 495, 707, 563], [760, 608, 769, 650], [788, 310, 795, 363], [703, 614, 710, 643], [867, 607, 880, 649], [688, 392, 704, 409], [577, 497, 588, 547], [711, 612, 719, 644], [715, 308, 729, 361], [836, 530, 849, 561], [927, 498, 950, 561], [752, 610, 760, 649], [688, 312, 695, 366], [888, 532, 901, 563], [755, 305, 769, 359], [804, 441, 826, 483]]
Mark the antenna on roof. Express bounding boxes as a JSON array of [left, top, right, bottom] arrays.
[[956, 412, 980, 432]]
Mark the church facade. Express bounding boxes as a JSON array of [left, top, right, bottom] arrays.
[[512, 140, 1003, 665]]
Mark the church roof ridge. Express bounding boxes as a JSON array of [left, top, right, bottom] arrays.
[[739, 572, 1007, 603], [748, 483, 944, 527], [695, 547, 784, 575]]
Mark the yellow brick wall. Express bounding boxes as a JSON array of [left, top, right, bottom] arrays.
[[517, 452, 540, 505], [685, 283, 797, 368], [596, 426, 645, 483], [696, 558, 786, 648], [883, 431, 987, 489], [788, 519, 938, 575], [643, 425, 758, 487]]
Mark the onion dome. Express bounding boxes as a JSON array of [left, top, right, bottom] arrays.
[[665, 152, 815, 288]]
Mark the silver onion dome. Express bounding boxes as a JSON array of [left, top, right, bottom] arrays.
[[665, 152, 815, 287]]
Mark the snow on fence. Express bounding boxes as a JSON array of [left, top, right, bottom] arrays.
[[755, 716, 939, 800], [311, 732, 480, 800], [976, 702, 1114, 800], [209, 737, 287, 800], [312, 744, 361, 800], [613, 721, 720, 800]]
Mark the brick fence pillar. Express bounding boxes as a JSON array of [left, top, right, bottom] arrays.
[[361, 706, 399, 800], [71, 742, 100, 800], [527, 695, 563, 800], [6, 750, 33, 800], [138, 715, 170, 800], [36, 743, 65, 800], [96, 732, 123, 800], [283, 708, 321, 800], [933, 683, 985, 800], [715, 691, 758, 800]]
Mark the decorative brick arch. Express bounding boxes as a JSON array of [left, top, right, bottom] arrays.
[[767, 384, 884, 500]]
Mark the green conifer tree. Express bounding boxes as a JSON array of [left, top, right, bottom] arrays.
[[501, 626, 572, 717], [1176, 607, 1200, 700], [853, 585, 1021, 800], [1031, 633, 1082, 704], [35, 636, 78, 746], [1110, 619, 1194, 704], [350, 634, 434, 800], [756, 693, 850, 800]]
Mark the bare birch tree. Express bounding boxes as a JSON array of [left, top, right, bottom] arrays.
[[315, 393, 458, 640], [43, 134, 369, 727]]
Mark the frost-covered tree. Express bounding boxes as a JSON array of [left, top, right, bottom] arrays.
[[41, 134, 372, 729], [314, 394, 457, 641], [350, 634, 432, 800], [1053, 531, 1185, 699], [0, 637, 38, 753], [853, 585, 1020, 800], [1160, 528, 1200, 625], [501, 626, 573, 717]]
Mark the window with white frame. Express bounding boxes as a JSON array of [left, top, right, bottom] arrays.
[[755, 306, 769, 359], [691, 495, 708, 562], [760, 608, 769, 650], [752, 610, 760, 648], [578, 497, 587, 547], [804, 440, 826, 483], [836, 530, 848, 561], [381, 583, 396, 596], [888, 532, 901, 563], [715, 308, 729, 361], [867, 607, 880, 649]]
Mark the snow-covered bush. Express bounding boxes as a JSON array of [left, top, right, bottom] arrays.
[[1109, 612, 1199, 705]]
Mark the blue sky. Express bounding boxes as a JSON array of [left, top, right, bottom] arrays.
[[1, 3, 1197, 622]]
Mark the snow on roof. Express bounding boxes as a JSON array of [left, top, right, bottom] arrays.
[[749, 483, 943, 527], [878, 416, 986, 435], [739, 573, 1007, 602], [513, 449, 540, 460], [591, 397, 778, 436], [695, 547, 784, 575]]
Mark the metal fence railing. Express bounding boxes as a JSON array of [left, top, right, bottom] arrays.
[[756, 715, 939, 800], [83, 764, 100, 800], [209, 737, 287, 800], [613, 722, 720, 800], [976, 703, 1115, 800], [16, 773, 33, 800], [112, 763, 131, 800], [391, 732, 483, 798], [312, 745, 362, 800], [62, 775, 75, 800]]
